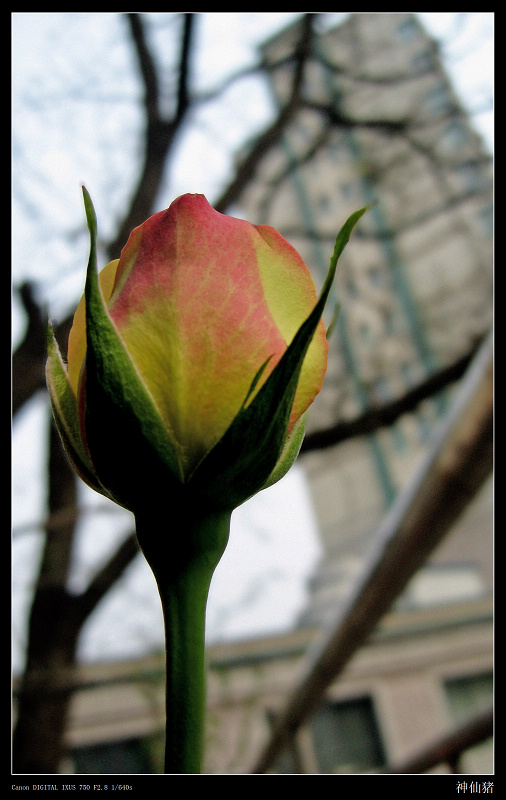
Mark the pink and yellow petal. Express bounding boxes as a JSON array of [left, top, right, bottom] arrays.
[[107, 196, 291, 473], [254, 225, 328, 429]]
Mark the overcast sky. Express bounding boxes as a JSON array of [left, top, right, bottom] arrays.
[[12, 13, 494, 671]]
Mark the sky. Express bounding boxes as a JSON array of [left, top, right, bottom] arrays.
[[12, 13, 494, 672]]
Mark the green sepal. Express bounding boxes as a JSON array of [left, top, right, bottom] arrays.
[[80, 187, 185, 511], [191, 205, 368, 510], [45, 321, 113, 499], [261, 412, 306, 491]]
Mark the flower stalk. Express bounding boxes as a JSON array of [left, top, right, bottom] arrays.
[[46, 188, 367, 774], [135, 506, 230, 773]]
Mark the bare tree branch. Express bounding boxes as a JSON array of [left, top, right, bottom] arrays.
[[12, 13, 196, 417], [302, 334, 488, 453], [75, 531, 140, 626], [12, 284, 49, 415], [13, 283, 73, 415], [107, 12, 195, 260], [15, 331, 489, 541], [12, 419, 79, 774], [214, 14, 315, 213]]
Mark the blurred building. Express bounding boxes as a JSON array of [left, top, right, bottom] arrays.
[[51, 595, 492, 774], [14, 13, 493, 775], [236, 11, 493, 628]]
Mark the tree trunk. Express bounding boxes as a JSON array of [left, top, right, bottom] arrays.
[[13, 420, 79, 774]]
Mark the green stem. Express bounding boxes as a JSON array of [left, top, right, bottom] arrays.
[[135, 506, 231, 774]]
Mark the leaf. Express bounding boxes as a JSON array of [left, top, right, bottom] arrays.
[[45, 321, 109, 497]]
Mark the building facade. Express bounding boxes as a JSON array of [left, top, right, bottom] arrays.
[[235, 11, 493, 627], [46, 596, 491, 774]]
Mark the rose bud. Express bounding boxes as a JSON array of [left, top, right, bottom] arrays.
[[47, 190, 365, 514]]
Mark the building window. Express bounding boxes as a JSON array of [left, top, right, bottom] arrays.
[[396, 19, 420, 42], [309, 696, 385, 773], [318, 193, 332, 214], [412, 50, 435, 74], [345, 278, 359, 298], [359, 321, 372, 344], [479, 204, 493, 238], [425, 84, 455, 116], [443, 671, 493, 774], [444, 672, 493, 724], [340, 182, 355, 202], [70, 735, 162, 774], [368, 265, 385, 287], [442, 121, 469, 153]]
